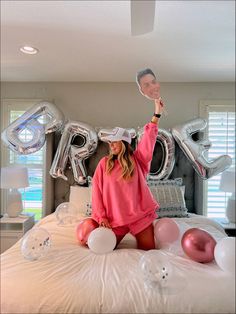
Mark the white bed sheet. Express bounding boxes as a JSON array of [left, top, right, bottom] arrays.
[[1, 213, 235, 314]]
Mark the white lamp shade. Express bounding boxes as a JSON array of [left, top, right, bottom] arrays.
[[1, 166, 29, 189], [220, 169, 235, 193]]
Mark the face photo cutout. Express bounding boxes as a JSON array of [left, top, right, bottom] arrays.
[[138, 73, 161, 100]]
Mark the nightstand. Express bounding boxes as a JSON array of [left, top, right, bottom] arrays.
[[213, 218, 236, 237], [0, 214, 35, 253]]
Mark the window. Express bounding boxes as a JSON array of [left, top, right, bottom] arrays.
[[200, 100, 235, 219], [1, 99, 46, 221]]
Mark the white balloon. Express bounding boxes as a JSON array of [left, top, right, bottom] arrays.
[[214, 237, 235, 274], [88, 227, 116, 254], [21, 227, 51, 261]]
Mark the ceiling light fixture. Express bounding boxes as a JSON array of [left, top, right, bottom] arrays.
[[20, 46, 39, 55]]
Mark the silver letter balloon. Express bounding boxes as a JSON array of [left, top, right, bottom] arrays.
[[172, 118, 232, 179], [50, 121, 98, 185], [1, 101, 65, 154], [137, 127, 175, 180]]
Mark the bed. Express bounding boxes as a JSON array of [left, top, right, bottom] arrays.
[[1, 140, 235, 314]]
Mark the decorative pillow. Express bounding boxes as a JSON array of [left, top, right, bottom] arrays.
[[147, 177, 183, 187], [69, 186, 92, 216], [150, 184, 188, 218]]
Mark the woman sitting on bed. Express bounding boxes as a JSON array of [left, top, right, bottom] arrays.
[[92, 69, 164, 250]]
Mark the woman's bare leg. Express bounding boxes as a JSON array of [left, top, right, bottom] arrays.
[[135, 224, 155, 250], [115, 234, 126, 248]]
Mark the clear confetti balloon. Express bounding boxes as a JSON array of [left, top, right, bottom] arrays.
[[55, 202, 78, 225], [139, 250, 173, 290], [167, 221, 190, 256], [21, 227, 51, 261]]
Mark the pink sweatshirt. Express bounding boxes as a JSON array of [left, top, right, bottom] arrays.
[[92, 122, 159, 228]]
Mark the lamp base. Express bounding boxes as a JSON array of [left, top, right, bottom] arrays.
[[7, 189, 23, 218], [226, 198, 235, 223]]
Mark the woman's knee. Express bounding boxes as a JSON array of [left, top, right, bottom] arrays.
[[114, 234, 126, 249], [137, 241, 155, 250], [135, 224, 155, 250]]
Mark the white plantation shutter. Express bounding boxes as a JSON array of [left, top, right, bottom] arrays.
[[200, 101, 235, 218]]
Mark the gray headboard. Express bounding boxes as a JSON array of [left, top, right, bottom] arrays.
[[53, 138, 204, 215], [168, 144, 203, 214]]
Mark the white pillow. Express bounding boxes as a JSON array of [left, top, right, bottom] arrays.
[[69, 186, 91, 215]]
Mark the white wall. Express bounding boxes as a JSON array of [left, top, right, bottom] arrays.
[[1, 82, 235, 130]]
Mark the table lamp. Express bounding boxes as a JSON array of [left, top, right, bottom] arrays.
[[220, 168, 235, 223], [0, 166, 29, 217]]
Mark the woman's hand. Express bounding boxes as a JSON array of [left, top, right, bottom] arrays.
[[154, 97, 164, 114], [100, 218, 111, 228]]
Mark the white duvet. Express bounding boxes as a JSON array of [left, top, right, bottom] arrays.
[[1, 214, 235, 314]]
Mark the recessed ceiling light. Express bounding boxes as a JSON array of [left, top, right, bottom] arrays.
[[20, 46, 39, 55]]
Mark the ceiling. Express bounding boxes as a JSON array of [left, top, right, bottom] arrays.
[[1, 0, 235, 82]]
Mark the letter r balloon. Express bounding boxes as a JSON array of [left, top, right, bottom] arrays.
[[49, 121, 98, 185]]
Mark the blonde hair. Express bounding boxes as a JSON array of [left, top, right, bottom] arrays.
[[106, 141, 135, 180]]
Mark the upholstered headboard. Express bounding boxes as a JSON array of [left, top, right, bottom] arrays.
[[168, 144, 203, 214], [53, 138, 204, 215]]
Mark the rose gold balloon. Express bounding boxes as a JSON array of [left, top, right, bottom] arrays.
[[181, 228, 216, 263], [76, 218, 98, 246], [154, 218, 180, 248]]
